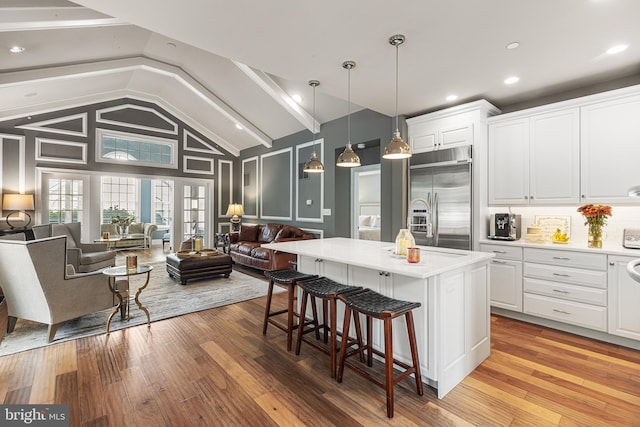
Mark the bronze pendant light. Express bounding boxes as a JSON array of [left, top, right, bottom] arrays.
[[336, 60, 361, 168], [383, 34, 412, 159], [303, 79, 325, 173]]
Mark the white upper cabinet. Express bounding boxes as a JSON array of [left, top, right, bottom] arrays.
[[408, 100, 499, 154], [488, 118, 529, 205], [580, 93, 640, 203], [488, 108, 580, 205]]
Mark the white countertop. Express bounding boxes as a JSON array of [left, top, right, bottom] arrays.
[[262, 237, 493, 279], [479, 238, 640, 257]]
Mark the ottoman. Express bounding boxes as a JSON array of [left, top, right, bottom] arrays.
[[166, 252, 232, 285]]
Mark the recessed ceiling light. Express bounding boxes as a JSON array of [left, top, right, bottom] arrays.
[[24, 92, 37, 98], [446, 94, 458, 101], [292, 94, 302, 103], [9, 46, 25, 53], [167, 42, 177, 48], [606, 44, 628, 55], [235, 123, 243, 130], [506, 42, 520, 50], [504, 76, 520, 85]]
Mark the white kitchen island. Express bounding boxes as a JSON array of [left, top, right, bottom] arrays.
[[262, 237, 494, 398]]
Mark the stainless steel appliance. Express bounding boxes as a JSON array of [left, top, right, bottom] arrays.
[[408, 146, 472, 250], [488, 213, 521, 241]]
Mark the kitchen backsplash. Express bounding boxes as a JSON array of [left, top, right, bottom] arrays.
[[487, 205, 640, 246]]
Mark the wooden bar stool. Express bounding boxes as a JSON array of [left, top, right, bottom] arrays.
[[263, 269, 316, 351], [337, 288, 423, 418], [294, 277, 364, 378]]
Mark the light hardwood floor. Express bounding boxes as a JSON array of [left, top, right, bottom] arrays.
[[1, 245, 639, 426]]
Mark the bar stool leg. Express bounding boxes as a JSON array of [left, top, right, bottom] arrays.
[[286, 282, 296, 351], [310, 295, 320, 340], [329, 297, 337, 378], [295, 288, 309, 355], [384, 317, 394, 418], [406, 311, 424, 396], [262, 279, 275, 335], [336, 305, 352, 383], [366, 316, 373, 366]]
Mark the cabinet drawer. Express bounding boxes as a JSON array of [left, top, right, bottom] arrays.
[[524, 248, 607, 270], [524, 293, 607, 331], [480, 244, 522, 261], [524, 278, 607, 306], [524, 262, 607, 289]]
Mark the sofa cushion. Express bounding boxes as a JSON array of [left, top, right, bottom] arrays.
[[258, 223, 282, 243], [251, 246, 272, 260], [274, 227, 291, 241], [234, 242, 261, 256], [128, 222, 144, 234], [80, 251, 115, 265], [239, 224, 259, 242]]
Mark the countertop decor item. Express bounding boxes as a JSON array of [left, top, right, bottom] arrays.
[[394, 228, 415, 256], [578, 204, 612, 249]]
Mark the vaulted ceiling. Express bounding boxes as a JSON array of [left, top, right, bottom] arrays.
[[2, 0, 639, 156]]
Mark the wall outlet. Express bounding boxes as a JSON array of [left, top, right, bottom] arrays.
[[323, 208, 331, 216], [306, 199, 313, 206]]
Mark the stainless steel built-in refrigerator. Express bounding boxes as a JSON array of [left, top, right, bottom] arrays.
[[408, 146, 472, 250]]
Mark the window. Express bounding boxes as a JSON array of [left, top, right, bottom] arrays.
[[101, 177, 138, 224], [96, 129, 177, 169], [47, 178, 83, 223], [183, 185, 205, 240], [152, 179, 173, 226]]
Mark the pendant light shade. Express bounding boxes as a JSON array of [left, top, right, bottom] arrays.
[[337, 60, 361, 168], [383, 34, 412, 160], [303, 80, 325, 173]]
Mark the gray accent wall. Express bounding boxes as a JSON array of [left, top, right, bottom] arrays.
[[235, 108, 407, 241]]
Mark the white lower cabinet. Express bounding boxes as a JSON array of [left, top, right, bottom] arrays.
[[480, 243, 523, 312], [523, 248, 608, 332], [608, 255, 640, 341]]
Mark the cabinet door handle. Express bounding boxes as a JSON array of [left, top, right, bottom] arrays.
[[581, 194, 585, 199], [552, 273, 570, 277], [492, 260, 507, 264], [530, 195, 534, 200], [609, 262, 615, 266], [552, 289, 570, 294], [492, 250, 507, 254], [379, 271, 384, 276], [553, 309, 572, 315], [524, 196, 528, 200], [315, 258, 323, 263], [552, 256, 570, 260]]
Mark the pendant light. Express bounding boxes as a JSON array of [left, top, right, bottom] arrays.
[[336, 60, 361, 168], [383, 34, 412, 160], [303, 79, 325, 173]]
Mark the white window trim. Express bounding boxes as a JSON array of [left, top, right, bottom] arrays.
[[36, 138, 87, 165], [96, 128, 178, 169]]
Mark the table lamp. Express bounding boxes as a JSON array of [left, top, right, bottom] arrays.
[[226, 203, 245, 231], [3, 193, 35, 229]]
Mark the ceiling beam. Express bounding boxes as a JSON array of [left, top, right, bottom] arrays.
[[233, 61, 319, 133]]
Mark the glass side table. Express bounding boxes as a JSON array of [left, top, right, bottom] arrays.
[[102, 264, 153, 334]]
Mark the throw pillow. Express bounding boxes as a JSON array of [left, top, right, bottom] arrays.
[[238, 224, 259, 242]]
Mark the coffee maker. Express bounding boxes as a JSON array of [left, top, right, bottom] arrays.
[[488, 213, 521, 241]]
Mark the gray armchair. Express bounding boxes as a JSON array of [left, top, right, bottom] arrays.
[[50, 222, 116, 273], [0, 235, 114, 341]]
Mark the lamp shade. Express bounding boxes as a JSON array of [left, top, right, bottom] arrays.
[[382, 131, 412, 159], [226, 203, 245, 216], [2, 194, 34, 210]]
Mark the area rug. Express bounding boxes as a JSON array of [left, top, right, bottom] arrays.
[[0, 262, 272, 356]]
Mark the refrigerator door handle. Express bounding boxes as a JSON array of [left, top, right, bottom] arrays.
[[433, 192, 439, 246]]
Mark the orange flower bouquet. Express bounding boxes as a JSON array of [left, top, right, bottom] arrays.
[[577, 204, 612, 248]]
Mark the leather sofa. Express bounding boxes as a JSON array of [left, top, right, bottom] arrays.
[[229, 223, 315, 270]]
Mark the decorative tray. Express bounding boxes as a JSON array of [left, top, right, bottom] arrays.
[[176, 249, 220, 258]]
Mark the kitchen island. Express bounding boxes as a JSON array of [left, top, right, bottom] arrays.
[[262, 237, 494, 398]]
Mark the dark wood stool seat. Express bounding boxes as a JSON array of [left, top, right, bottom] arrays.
[[263, 268, 316, 351], [295, 277, 364, 378], [337, 288, 424, 418]]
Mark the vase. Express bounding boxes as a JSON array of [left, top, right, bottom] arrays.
[[120, 226, 129, 236], [588, 224, 603, 248], [395, 229, 415, 256]]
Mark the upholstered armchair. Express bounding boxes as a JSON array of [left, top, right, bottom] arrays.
[[50, 222, 116, 273], [0, 235, 114, 342]]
